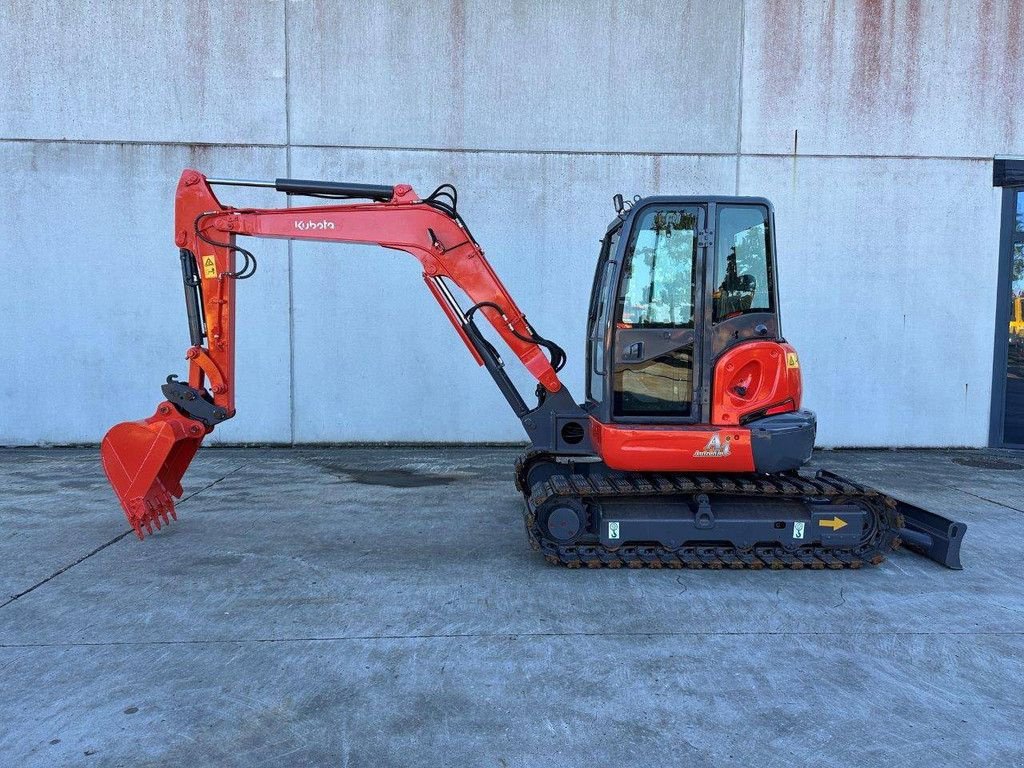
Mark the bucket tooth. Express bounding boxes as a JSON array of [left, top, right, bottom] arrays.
[[127, 499, 147, 540]]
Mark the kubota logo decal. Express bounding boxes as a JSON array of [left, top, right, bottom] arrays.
[[693, 434, 731, 458], [294, 219, 336, 231]]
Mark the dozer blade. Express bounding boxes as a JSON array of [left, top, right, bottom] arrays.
[[100, 403, 210, 539]]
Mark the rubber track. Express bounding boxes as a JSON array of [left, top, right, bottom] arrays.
[[515, 454, 904, 570]]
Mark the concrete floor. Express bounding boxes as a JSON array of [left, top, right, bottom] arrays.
[[1, 446, 1022, 767]]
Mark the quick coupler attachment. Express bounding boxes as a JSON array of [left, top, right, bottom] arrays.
[[161, 376, 230, 427]]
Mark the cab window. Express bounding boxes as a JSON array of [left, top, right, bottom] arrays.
[[617, 208, 698, 328], [713, 205, 774, 321]]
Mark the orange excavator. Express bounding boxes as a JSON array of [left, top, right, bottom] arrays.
[[101, 170, 965, 569]]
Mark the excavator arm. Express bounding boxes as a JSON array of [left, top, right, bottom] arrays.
[[101, 169, 587, 538]]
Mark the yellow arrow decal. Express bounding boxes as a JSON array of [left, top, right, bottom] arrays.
[[818, 516, 848, 531]]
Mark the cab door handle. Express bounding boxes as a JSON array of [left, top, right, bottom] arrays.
[[624, 341, 644, 361]]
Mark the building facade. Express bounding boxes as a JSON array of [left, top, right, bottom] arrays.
[[1, 0, 1022, 447]]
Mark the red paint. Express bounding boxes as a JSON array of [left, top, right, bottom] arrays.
[[589, 342, 802, 475], [589, 340, 802, 473], [710, 340, 801, 425], [591, 418, 756, 473], [176, 169, 562, 408], [101, 171, 808, 538]]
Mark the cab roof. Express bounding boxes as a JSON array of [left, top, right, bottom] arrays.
[[605, 195, 774, 233]]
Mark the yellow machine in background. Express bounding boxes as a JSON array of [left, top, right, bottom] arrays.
[[1011, 296, 1024, 338]]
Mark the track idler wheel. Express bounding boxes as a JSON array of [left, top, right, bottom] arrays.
[[540, 499, 587, 544]]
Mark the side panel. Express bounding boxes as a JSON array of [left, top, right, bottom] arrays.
[[588, 409, 815, 474], [590, 417, 755, 472], [711, 340, 802, 425]]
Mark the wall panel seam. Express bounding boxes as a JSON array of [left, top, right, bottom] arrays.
[[735, 0, 746, 195], [0, 138, 996, 164]]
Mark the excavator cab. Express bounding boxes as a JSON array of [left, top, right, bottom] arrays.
[[588, 200, 775, 420], [580, 197, 812, 475]]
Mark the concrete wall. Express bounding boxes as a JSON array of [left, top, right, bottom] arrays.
[[1, 0, 1021, 446]]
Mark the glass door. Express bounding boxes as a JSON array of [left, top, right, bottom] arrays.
[[611, 205, 703, 420]]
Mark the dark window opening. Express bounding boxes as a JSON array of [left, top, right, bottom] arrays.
[[587, 228, 620, 403], [1002, 190, 1024, 445]]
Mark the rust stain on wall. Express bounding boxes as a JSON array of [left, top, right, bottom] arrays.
[[756, 0, 1024, 142], [1004, 0, 1024, 141], [820, 0, 838, 89], [761, 0, 805, 106], [852, 0, 885, 112], [977, 0, 995, 84], [976, 0, 1024, 142], [1008, 0, 1024, 84], [899, 0, 922, 112]]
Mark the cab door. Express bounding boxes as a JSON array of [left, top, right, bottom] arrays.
[[609, 205, 705, 421]]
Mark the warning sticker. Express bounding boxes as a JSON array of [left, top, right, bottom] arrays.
[[793, 521, 805, 540], [608, 522, 620, 540], [786, 352, 799, 369], [202, 255, 218, 279]]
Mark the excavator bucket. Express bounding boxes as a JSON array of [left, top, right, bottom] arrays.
[[100, 403, 209, 539]]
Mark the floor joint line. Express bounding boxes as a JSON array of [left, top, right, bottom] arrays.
[[0, 466, 244, 609]]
